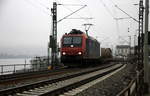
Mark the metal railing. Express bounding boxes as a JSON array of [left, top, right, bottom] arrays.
[[117, 70, 144, 96], [117, 78, 137, 96], [0, 63, 49, 75]]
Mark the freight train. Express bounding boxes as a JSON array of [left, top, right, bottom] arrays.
[[60, 29, 100, 67]]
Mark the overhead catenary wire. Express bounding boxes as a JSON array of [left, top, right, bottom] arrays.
[[55, 0, 90, 23], [118, 36, 130, 44], [61, 4, 92, 22], [99, 0, 121, 45], [23, 0, 50, 15], [108, 0, 138, 45], [57, 0, 93, 23], [77, 0, 93, 19], [76, 0, 95, 32], [66, 17, 93, 19], [109, 0, 116, 6], [36, 0, 51, 10], [115, 5, 139, 23], [114, 17, 131, 20], [99, 0, 115, 19], [108, 0, 139, 23], [58, 4, 86, 6], [57, 5, 87, 23]]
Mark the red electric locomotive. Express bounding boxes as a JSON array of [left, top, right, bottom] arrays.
[[60, 29, 100, 67]]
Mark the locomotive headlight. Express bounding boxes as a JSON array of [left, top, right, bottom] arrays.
[[62, 52, 66, 55], [78, 52, 82, 55]]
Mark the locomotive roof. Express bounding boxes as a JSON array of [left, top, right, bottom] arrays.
[[69, 29, 84, 34], [63, 29, 99, 43], [63, 29, 86, 36], [88, 36, 99, 42]]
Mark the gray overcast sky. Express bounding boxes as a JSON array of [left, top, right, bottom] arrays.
[[0, 0, 141, 56]]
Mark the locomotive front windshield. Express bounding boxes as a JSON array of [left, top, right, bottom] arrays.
[[63, 36, 82, 47]]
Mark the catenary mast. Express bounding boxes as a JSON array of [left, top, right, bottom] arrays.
[[48, 2, 58, 69], [144, 0, 150, 93]]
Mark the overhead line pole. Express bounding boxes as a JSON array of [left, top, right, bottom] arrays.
[[49, 2, 58, 69], [144, 0, 150, 93]]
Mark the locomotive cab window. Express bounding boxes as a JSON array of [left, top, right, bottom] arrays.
[[73, 37, 82, 44], [62, 36, 82, 47], [63, 37, 72, 44]]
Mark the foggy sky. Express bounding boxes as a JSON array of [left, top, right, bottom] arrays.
[[0, 0, 141, 56]]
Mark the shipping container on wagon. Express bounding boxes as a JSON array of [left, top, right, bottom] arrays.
[[101, 48, 112, 58]]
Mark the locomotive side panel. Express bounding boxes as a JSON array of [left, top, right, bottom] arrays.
[[95, 40, 100, 57], [85, 38, 100, 59]]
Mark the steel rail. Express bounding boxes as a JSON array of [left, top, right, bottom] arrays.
[[0, 67, 68, 83], [38, 64, 123, 96], [0, 63, 117, 96]]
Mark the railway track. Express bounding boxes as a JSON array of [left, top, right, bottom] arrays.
[[0, 63, 124, 96], [0, 67, 81, 90], [0, 67, 67, 83]]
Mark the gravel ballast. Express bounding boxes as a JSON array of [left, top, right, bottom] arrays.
[[75, 63, 136, 96]]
